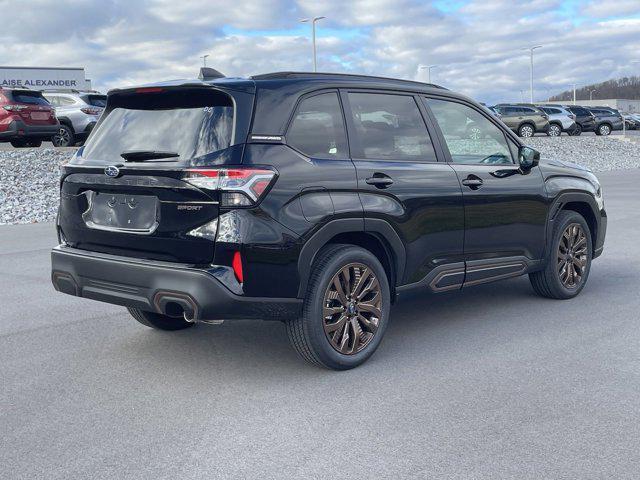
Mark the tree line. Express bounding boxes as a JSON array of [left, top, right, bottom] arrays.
[[549, 76, 640, 101]]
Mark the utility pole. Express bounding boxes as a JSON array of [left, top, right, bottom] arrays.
[[419, 65, 438, 84], [523, 45, 543, 103], [300, 16, 326, 72], [199, 54, 209, 67]]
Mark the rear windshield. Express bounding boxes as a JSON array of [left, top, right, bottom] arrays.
[[81, 94, 107, 107], [79, 89, 234, 165], [10, 90, 50, 105]]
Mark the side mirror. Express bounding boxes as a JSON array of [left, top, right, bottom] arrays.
[[519, 146, 540, 170]]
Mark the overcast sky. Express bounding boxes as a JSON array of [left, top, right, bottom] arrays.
[[2, 0, 639, 103]]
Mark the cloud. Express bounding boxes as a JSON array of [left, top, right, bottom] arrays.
[[1, 0, 639, 103]]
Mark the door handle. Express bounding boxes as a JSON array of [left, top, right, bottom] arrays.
[[461, 175, 483, 189], [365, 174, 394, 188]]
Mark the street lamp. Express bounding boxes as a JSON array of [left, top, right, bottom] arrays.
[[590, 89, 597, 101], [571, 83, 577, 105], [522, 45, 543, 103], [199, 54, 210, 67], [419, 65, 438, 84], [300, 16, 326, 72]]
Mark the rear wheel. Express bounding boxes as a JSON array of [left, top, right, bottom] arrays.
[[52, 124, 75, 147], [529, 211, 592, 299], [286, 244, 391, 370], [518, 123, 535, 138], [569, 124, 582, 136], [596, 124, 611, 136], [127, 307, 194, 331]]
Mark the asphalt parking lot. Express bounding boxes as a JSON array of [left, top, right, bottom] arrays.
[[2, 169, 639, 479]]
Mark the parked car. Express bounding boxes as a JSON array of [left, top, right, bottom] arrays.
[[537, 105, 577, 136], [623, 113, 640, 130], [51, 70, 607, 370], [492, 104, 550, 137], [42, 89, 106, 147], [0, 87, 59, 147], [563, 105, 596, 135], [586, 106, 624, 136]]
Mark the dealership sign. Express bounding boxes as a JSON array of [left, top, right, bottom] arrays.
[[0, 66, 88, 90]]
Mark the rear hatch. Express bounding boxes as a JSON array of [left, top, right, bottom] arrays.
[[58, 85, 252, 264], [7, 89, 56, 125]]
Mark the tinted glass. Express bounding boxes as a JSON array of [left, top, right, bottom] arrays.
[[426, 98, 513, 165], [59, 97, 76, 106], [81, 89, 233, 165], [44, 95, 59, 106], [287, 92, 347, 158], [83, 94, 107, 107], [11, 91, 49, 106], [347, 93, 436, 161]]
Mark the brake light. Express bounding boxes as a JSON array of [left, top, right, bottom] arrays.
[[232, 251, 244, 283], [135, 87, 164, 94], [81, 107, 102, 115], [184, 168, 276, 207], [3, 104, 27, 112]]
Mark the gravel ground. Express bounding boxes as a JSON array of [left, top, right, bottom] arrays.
[[525, 136, 640, 171], [0, 136, 638, 225], [0, 148, 76, 225]]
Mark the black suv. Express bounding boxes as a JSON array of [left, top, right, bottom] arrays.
[[51, 71, 607, 370], [563, 105, 596, 135]]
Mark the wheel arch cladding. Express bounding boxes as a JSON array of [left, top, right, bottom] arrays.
[[297, 219, 405, 298], [562, 201, 597, 253]]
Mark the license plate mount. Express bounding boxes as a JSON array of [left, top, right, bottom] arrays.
[[82, 191, 159, 234]]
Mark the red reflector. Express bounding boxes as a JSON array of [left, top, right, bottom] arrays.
[[135, 87, 164, 94], [232, 251, 244, 283]]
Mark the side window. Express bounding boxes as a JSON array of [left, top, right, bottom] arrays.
[[425, 98, 514, 165], [59, 97, 76, 106], [287, 92, 347, 159], [347, 92, 437, 161], [44, 96, 58, 106]]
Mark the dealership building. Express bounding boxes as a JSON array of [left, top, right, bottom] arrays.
[[0, 66, 92, 91]]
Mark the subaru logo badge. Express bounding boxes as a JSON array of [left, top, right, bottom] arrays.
[[104, 166, 120, 178]]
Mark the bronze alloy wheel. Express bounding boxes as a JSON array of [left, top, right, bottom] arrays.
[[557, 223, 588, 289], [322, 262, 382, 355]]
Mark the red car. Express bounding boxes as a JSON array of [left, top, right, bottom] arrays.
[[0, 87, 59, 147]]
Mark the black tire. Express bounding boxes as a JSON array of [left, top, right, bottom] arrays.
[[10, 139, 41, 148], [286, 244, 391, 370], [127, 307, 194, 331], [547, 123, 562, 137], [596, 124, 611, 136], [569, 124, 582, 136], [518, 123, 535, 138], [529, 211, 592, 300], [52, 124, 75, 147]]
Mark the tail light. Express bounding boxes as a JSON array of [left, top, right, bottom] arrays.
[[81, 107, 102, 115], [184, 167, 276, 207], [3, 104, 27, 112]]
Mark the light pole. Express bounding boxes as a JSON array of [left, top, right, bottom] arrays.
[[199, 54, 209, 67], [419, 65, 438, 84], [300, 16, 326, 72], [590, 89, 597, 101], [520, 90, 526, 103], [571, 83, 577, 105], [523, 45, 543, 103]]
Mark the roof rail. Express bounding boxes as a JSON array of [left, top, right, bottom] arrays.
[[250, 71, 446, 89]]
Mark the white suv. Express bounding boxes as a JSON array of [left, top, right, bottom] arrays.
[[538, 105, 577, 136], [42, 90, 106, 146]]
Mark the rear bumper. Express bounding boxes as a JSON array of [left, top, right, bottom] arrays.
[[0, 119, 60, 140], [51, 245, 302, 321]]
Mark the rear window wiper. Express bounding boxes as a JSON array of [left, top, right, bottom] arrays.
[[120, 150, 180, 162]]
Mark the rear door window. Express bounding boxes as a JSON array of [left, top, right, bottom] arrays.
[[82, 94, 107, 107], [81, 88, 234, 165], [286, 92, 348, 158], [346, 92, 437, 161]]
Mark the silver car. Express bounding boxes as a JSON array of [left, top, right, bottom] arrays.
[[538, 105, 577, 136], [42, 90, 106, 146]]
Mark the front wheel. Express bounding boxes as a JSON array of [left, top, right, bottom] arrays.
[[518, 124, 535, 138], [286, 244, 391, 370], [569, 124, 582, 136], [529, 211, 592, 299], [547, 123, 562, 136], [596, 124, 611, 136]]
